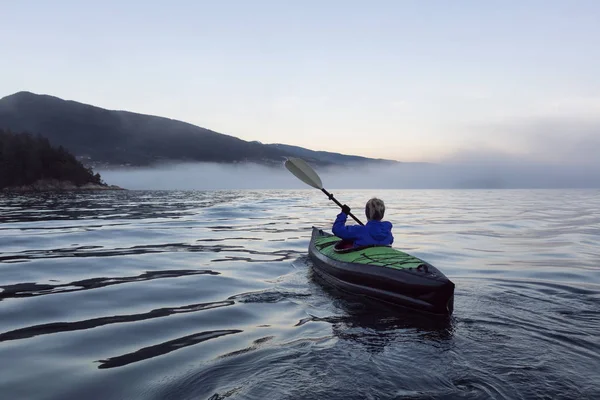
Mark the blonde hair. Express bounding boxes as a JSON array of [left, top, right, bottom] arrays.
[[365, 198, 385, 221]]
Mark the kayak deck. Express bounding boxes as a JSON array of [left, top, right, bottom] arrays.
[[314, 235, 427, 270]]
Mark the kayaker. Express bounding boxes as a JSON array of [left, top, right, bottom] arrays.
[[332, 197, 394, 247]]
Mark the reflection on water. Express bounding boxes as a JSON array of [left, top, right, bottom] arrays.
[[0, 269, 220, 300], [98, 330, 244, 369], [0, 190, 599, 400], [0, 300, 235, 342]]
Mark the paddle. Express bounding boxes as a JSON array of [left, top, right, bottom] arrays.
[[284, 157, 365, 226]]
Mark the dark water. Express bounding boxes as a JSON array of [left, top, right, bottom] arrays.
[[1, 190, 599, 400]]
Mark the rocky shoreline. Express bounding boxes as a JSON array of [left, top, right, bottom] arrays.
[[2, 179, 125, 192]]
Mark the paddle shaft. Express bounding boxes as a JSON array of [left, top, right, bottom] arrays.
[[321, 188, 365, 226]]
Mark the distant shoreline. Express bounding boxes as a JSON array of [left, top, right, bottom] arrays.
[[2, 179, 126, 193]]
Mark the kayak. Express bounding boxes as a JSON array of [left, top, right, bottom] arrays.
[[308, 227, 455, 315]]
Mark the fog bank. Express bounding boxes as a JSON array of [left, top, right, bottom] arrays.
[[99, 160, 600, 190]]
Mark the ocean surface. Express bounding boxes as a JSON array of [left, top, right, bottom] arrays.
[[0, 189, 599, 400]]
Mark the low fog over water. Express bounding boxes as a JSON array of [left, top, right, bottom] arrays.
[[99, 160, 600, 190]]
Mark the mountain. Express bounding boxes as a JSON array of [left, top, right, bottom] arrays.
[[266, 143, 398, 166], [0, 92, 398, 167]]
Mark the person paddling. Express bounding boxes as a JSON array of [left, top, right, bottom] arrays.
[[332, 198, 394, 247]]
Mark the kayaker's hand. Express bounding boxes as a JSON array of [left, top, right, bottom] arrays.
[[341, 204, 351, 215]]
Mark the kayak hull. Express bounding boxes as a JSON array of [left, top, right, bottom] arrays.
[[308, 227, 454, 315]]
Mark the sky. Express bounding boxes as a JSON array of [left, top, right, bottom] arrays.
[[2, 0, 599, 164]]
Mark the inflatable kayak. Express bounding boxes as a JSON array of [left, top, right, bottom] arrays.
[[309, 227, 454, 315]]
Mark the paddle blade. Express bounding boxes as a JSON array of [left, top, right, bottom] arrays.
[[284, 157, 323, 189]]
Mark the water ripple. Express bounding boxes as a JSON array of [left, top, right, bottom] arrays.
[[97, 330, 243, 369], [0, 270, 219, 300], [0, 300, 234, 342]]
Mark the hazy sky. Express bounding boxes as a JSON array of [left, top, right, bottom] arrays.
[[2, 1, 599, 163]]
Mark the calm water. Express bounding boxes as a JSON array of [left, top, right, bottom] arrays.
[[1, 190, 599, 400]]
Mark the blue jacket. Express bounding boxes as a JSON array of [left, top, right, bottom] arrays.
[[332, 212, 394, 247]]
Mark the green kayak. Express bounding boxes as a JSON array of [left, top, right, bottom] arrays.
[[309, 227, 455, 315]]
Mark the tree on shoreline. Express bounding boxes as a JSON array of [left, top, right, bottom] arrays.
[[0, 129, 104, 189]]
